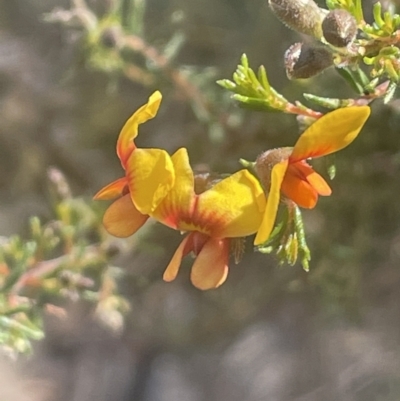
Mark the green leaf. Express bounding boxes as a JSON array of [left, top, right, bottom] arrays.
[[303, 93, 342, 109], [354, 0, 364, 23], [216, 79, 236, 90], [232, 95, 281, 112], [257, 65, 271, 94], [219, 54, 290, 112], [335, 67, 366, 94], [241, 53, 249, 69], [383, 81, 397, 103], [256, 204, 310, 270], [293, 206, 311, 271], [373, 2, 385, 28]]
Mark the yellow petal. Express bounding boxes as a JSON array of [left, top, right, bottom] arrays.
[[290, 106, 370, 163], [151, 148, 195, 229], [127, 148, 175, 215], [193, 170, 266, 238], [117, 91, 162, 166], [254, 160, 288, 246], [103, 194, 148, 237], [163, 234, 191, 282], [190, 237, 229, 290], [93, 177, 128, 200]]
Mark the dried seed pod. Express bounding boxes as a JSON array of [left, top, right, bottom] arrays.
[[322, 9, 357, 47], [268, 0, 327, 39], [284, 42, 333, 79]]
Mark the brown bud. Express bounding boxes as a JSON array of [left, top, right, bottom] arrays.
[[255, 148, 292, 193], [284, 42, 333, 79], [322, 9, 357, 47], [268, 0, 327, 39], [100, 26, 123, 48], [194, 173, 222, 194]]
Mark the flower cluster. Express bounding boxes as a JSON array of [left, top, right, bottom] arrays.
[[95, 92, 370, 290]]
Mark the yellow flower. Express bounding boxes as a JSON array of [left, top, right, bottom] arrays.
[[254, 106, 371, 246], [127, 148, 266, 290], [94, 91, 175, 237]]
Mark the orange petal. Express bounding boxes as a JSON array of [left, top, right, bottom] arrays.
[[281, 164, 318, 208], [93, 177, 128, 200], [254, 160, 288, 246], [307, 172, 331, 196], [293, 161, 332, 196], [127, 148, 175, 215], [193, 169, 266, 238], [117, 91, 162, 167], [103, 194, 148, 237], [290, 106, 370, 163], [190, 237, 229, 290], [163, 233, 193, 282], [151, 148, 195, 230]]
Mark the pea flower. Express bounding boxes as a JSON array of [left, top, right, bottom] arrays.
[[127, 147, 266, 290], [254, 106, 371, 246], [94, 91, 175, 237]]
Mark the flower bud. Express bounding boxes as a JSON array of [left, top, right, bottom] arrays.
[[268, 0, 327, 39], [284, 42, 333, 79], [194, 173, 221, 194], [322, 9, 357, 47], [255, 148, 292, 192], [100, 26, 122, 48]]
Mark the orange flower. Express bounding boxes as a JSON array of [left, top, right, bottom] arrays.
[[126, 148, 266, 290], [94, 92, 266, 289], [254, 106, 371, 246], [94, 91, 175, 237]]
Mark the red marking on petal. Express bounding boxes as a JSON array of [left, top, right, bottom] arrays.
[[191, 232, 210, 255]]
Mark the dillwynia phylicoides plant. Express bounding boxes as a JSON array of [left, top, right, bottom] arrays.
[[217, 0, 400, 269], [95, 0, 400, 286], [43, 0, 215, 127], [0, 168, 129, 356], [1, 0, 399, 355]]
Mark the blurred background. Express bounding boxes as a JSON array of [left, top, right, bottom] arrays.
[[2, 0, 400, 400]]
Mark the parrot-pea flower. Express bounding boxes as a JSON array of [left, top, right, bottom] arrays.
[[254, 106, 371, 246], [94, 91, 176, 237], [127, 147, 266, 290]]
